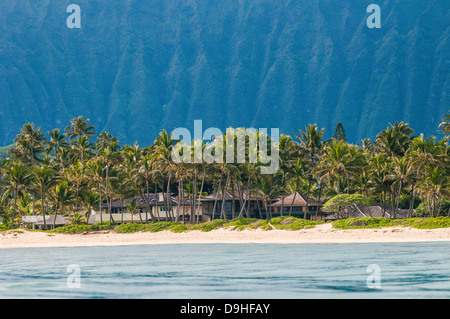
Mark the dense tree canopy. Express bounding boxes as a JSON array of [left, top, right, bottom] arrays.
[[0, 113, 448, 229]]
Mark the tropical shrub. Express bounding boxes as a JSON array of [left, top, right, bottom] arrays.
[[269, 216, 322, 230]]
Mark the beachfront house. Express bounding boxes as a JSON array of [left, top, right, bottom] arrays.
[[97, 193, 199, 223], [200, 190, 273, 220], [271, 192, 327, 221]]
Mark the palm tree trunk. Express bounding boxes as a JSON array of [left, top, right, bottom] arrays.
[[289, 180, 299, 216], [337, 173, 341, 195], [280, 175, 286, 217], [247, 187, 252, 218], [176, 179, 181, 222], [53, 208, 58, 229], [220, 178, 227, 220], [155, 185, 160, 222], [145, 180, 150, 222], [121, 199, 124, 224], [394, 182, 402, 219], [76, 184, 79, 212], [428, 196, 432, 217], [432, 196, 437, 218], [41, 188, 47, 230], [11, 191, 18, 229], [99, 182, 102, 224], [256, 198, 262, 219], [231, 180, 236, 219], [264, 202, 268, 220], [137, 187, 147, 223], [305, 178, 312, 219], [195, 172, 205, 224], [408, 186, 415, 218], [191, 170, 197, 224], [166, 174, 172, 221], [212, 178, 222, 220], [181, 181, 186, 224]]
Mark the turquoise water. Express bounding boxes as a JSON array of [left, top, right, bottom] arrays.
[[1, 242, 450, 299]]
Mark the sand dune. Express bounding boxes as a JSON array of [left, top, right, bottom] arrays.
[[1, 224, 450, 248]]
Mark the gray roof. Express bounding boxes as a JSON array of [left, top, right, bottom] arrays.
[[22, 215, 70, 225], [325, 204, 411, 220]]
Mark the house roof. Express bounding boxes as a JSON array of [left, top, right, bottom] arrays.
[[103, 193, 199, 208], [325, 204, 411, 220], [271, 192, 320, 207], [201, 189, 264, 201]]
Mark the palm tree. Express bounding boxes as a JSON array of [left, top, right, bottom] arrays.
[[49, 182, 75, 228], [45, 129, 69, 161], [86, 159, 105, 222], [64, 161, 86, 212], [65, 116, 97, 142], [96, 133, 120, 224], [376, 122, 414, 158], [287, 158, 308, 215], [416, 166, 450, 217], [66, 212, 86, 225], [295, 124, 325, 211], [11, 123, 46, 165], [2, 161, 32, 229], [153, 130, 177, 221], [255, 174, 283, 219], [386, 157, 414, 218], [124, 199, 139, 223], [314, 140, 365, 195], [32, 164, 60, 230], [79, 190, 99, 224], [133, 153, 156, 223], [71, 135, 94, 162], [439, 112, 450, 134]]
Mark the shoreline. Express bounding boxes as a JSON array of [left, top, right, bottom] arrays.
[[2, 224, 450, 249]]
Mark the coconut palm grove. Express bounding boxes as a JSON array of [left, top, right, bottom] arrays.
[[0, 112, 449, 230]]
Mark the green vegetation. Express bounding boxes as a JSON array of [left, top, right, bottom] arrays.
[[332, 217, 398, 229], [332, 217, 450, 229], [0, 144, 14, 159], [409, 217, 450, 229], [188, 219, 229, 232], [269, 216, 322, 230], [0, 114, 448, 232], [52, 222, 115, 234], [322, 194, 371, 220], [222, 218, 272, 231]]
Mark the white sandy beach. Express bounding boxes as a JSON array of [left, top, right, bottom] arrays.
[[1, 223, 450, 248]]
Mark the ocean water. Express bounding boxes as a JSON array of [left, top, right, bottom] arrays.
[[1, 242, 450, 299]]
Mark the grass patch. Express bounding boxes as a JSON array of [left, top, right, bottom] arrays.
[[116, 222, 188, 233], [188, 219, 228, 232], [223, 218, 272, 231], [269, 216, 323, 230], [332, 217, 450, 229], [144, 222, 183, 232], [52, 224, 92, 234], [52, 222, 115, 234], [409, 217, 450, 229], [332, 217, 394, 229], [115, 223, 148, 233], [224, 218, 257, 230]]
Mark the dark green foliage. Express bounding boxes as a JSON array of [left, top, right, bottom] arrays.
[[52, 224, 91, 234], [269, 216, 322, 230], [333, 122, 346, 142], [0, 1, 447, 146], [189, 220, 229, 232], [332, 217, 450, 229]]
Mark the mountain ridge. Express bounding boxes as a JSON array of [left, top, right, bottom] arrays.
[[0, 0, 448, 146]]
